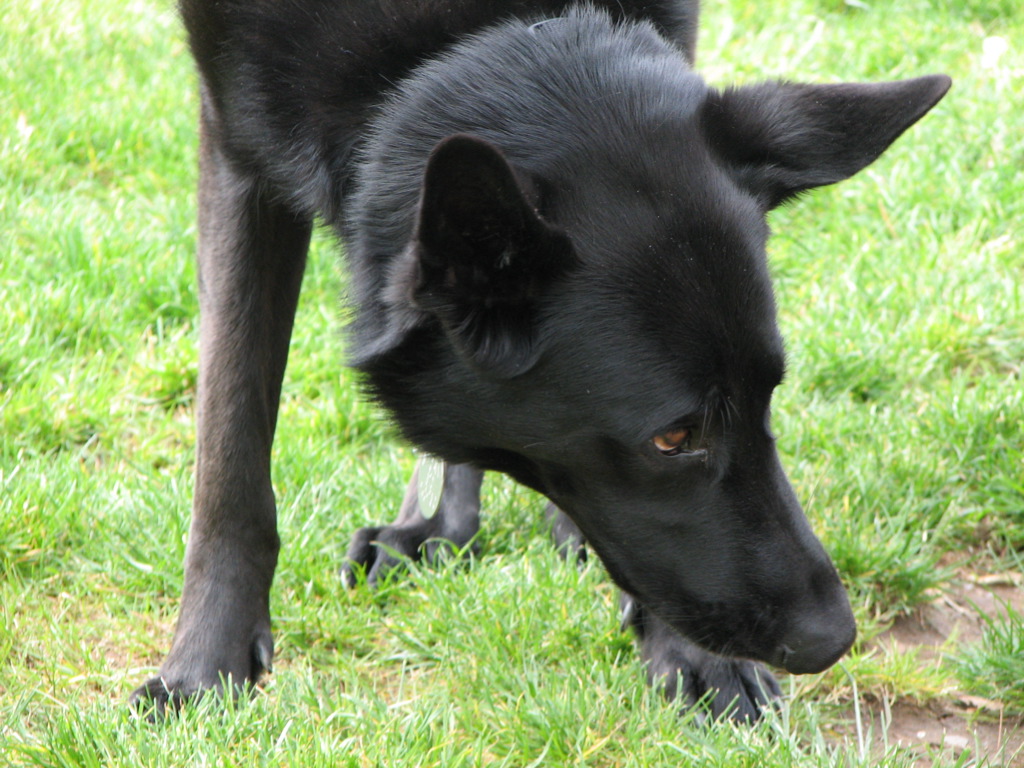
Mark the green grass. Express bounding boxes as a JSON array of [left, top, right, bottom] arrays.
[[956, 575, 1024, 716], [2, 0, 1022, 765]]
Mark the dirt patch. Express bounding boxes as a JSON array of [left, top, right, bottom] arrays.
[[833, 572, 1024, 766], [892, 575, 1024, 649], [877, 700, 1022, 767]]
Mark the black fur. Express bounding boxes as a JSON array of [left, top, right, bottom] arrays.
[[132, 0, 950, 723]]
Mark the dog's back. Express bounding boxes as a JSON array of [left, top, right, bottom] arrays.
[[180, 0, 699, 221]]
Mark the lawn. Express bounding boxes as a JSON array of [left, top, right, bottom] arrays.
[[1, 0, 1022, 765]]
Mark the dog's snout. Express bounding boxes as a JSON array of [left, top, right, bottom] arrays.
[[776, 592, 856, 674]]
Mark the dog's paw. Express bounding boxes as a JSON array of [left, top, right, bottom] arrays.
[[659, 645, 781, 723], [129, 676, 191, 718], [622, 594, 782, 723], [341, 519, 469, 588], [342, 463, 483, 588], [129, 621, 273, 719]]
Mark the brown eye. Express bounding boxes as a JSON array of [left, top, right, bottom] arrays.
[[653, 428, 692, 456]]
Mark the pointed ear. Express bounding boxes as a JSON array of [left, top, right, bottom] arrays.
[[412, 134, 576, 378], [701, 74, 951, 208]]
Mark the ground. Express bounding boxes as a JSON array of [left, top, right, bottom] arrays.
[[833, 570, 1024, 766]]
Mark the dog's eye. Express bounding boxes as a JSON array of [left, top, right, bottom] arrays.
[[653, 429, 692, 456]]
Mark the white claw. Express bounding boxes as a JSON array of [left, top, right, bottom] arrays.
[[255, 637, 274, 675]]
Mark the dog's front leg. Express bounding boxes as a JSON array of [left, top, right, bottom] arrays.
[[131, 90, 312, 712], [342, 462, 483, 587]]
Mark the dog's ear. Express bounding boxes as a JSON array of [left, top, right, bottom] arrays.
[[411, 134, 576, 378], [702, 74, 951, 208]]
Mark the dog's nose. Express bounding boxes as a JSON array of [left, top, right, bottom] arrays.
[[776, 598, 857, 674]]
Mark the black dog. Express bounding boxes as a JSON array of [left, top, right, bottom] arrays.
[[132, 0, 949, 722]]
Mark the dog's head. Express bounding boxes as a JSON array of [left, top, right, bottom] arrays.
[[351, 16, 949, 673]]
